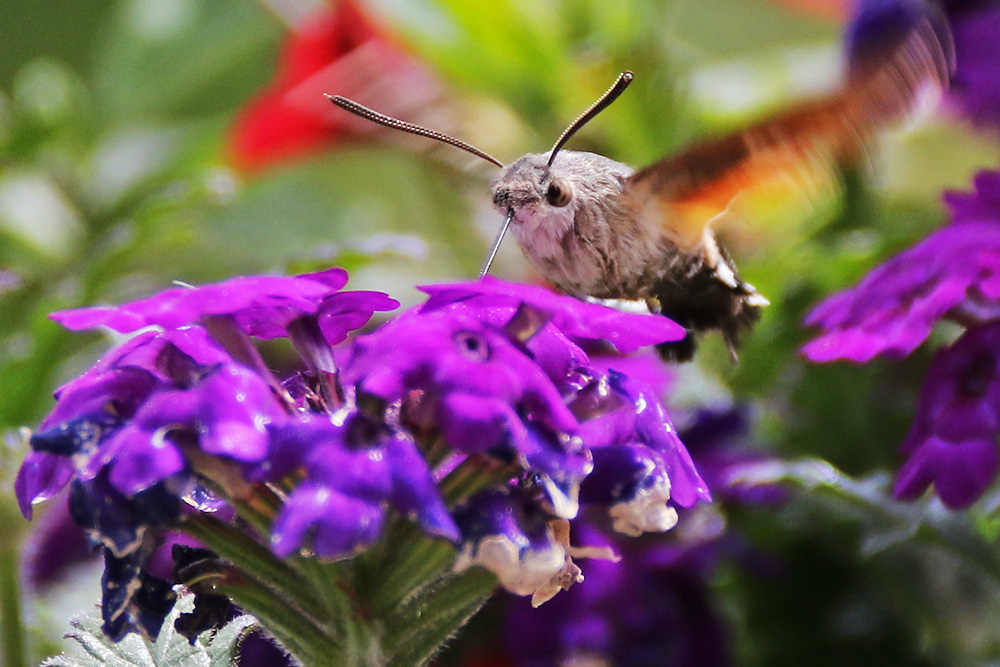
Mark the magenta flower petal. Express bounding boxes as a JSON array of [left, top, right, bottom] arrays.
[[804, 170, 1000, 362], [438, 393, 526, 455], [891, 320, 1000, 508], [894, 435, 999, 508], [41, 366, 159, 432], [317, 290, 399, 345], [420, 276, 685, 352], [107, 438, 186, 496], [272, 486, 385, 559], [51, 271, 365, 340], [382, 431, 460, 542]]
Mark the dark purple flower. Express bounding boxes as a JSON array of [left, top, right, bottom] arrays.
[[947, 1, 1000, 131], [845, 0, 948, 80], [270, 415, 458, 559], [893, 320, 1000, 508], [238, 632, 293, 667], [101, 546, 177, 642], [500, 521, 729, 667], [63, 470, 182, 641], [803, 170, 1000, 362], [680, 408, 788, 506], [21, 492, 96, 590]]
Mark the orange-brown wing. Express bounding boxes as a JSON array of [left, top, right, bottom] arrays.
[[625, 11, 953, 251]]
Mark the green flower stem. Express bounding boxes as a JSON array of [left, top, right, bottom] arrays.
[[231, 488, 283, 539], [368, 531, 457, 617], [178, 513, 330, 630], [175, 454, 516, 665], [0, 501, 26, 667], [437, 456, 514, 504], [369, 458, 510, 614], [302, 559, 382, 666], [384, 568, 497, 667], [745, 458, 1000, 583], [220, 576, 333, 665]]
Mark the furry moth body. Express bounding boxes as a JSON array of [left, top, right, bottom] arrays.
[[329, 10, 952, 362], [490, 143, 767, 362]]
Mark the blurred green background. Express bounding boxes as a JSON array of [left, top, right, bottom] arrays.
[[2, 0, 999, 664]]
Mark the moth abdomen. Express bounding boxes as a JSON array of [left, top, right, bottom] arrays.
[[651, 250, 765, 363]]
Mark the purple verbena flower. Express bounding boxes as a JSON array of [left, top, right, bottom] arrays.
[[803, 170, 1000, 363], [268, 414, 458, 558], [576, 370, 711, 527], [893, 320, 1000, 508], [804, 170, 1000, 508], [495, 405, 771, 667], [18, 269, 405, 641], [946, 1, 1000, 131], [18, 268, 709, 642], [347, 287, 708, 600], [340, 301, 594, 519], [21, 494, 96, 591]]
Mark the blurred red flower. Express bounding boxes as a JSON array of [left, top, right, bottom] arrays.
[[228, 0, 443, 171]]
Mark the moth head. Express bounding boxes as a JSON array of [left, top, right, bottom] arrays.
[[326, 71, 633, 277], [489, 155, 580, 236]]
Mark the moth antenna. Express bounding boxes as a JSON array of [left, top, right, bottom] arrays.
[[547, 71, 634, 167], [326, 95, 504, 168]]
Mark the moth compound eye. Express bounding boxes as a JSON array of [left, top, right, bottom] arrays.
[[545, 178, 573, 207]]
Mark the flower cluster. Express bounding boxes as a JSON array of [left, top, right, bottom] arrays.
[[803, 170, 1000, 508], [16, 268, 397, 639], [17, 270, 709, 641]]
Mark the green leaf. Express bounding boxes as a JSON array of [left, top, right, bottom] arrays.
[[42, 593, 256, 667], [92, 0, 281, 124], [205, 615, 258, 667]]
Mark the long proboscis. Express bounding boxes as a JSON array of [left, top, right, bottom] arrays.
[[547, 71, 634, 167], [479, 208, 515, 278], [326, 94, 505, 168]]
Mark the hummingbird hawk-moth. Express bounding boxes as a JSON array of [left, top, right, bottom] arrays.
[[328, 12, 951, 362]]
